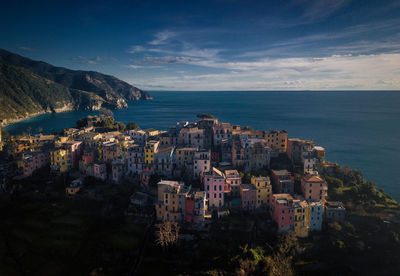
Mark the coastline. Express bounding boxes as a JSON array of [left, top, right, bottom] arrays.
[[1, 107, 75, 128]]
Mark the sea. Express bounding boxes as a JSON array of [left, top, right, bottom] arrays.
[[4, 91, 400, 201]]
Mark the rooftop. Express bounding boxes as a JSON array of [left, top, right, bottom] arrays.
[[272, 169, 291, 176]]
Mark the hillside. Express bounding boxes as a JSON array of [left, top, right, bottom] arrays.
[[0, 49, 152, 125]]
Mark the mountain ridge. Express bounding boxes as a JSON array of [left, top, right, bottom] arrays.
[[0, 49, 152, 125]]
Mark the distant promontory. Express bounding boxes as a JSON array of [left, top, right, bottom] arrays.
[[0, 49, 152, 126]]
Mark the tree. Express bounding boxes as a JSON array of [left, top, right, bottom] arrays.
[[264, 254, 294, 276], [155, 221, 180, 251], [196, 113, 217, 119], [262, 234, 297, 276], [114, 121, 126, 132], [126, 122, 140, 130], [76, 117, 88, 128], [99, 108, 113, 117]]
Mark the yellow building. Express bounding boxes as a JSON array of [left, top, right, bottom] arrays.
[[293, 199, 310, 238], [145, 128, 160, 137], [155, 180, 189, 222], [50, 148, 70, 173], [56, 136, 69, 145], [251, 176, 272, 209], [144, 140, 159, 165]]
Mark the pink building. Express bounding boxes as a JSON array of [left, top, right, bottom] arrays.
[[240, 184, 257, 212], [224, 169, 241, 197], [79, 151, 94, 173], [270, 194, 295, 233], [81, 151, 94, 165], [62, 141, 82, 169], [20, 152, 49, 177], [203, 167, 225, 208], [301, 174, 328, 202], [185, 195, 196, 223], [141, 165, 154, 186], [93, 163, 107, 181], [102, 142, 118, 163]]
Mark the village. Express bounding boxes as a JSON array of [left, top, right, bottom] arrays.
[[0, 114, 346, 238]]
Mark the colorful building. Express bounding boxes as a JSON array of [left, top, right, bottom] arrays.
[[301, 173, 328, 202], [264, 130, 287, 153], [50, 149, 70, 173], [251, 176, 272, 209], [155, 180, 190, 222], [18, 152, 49, 177], [224, 169, 241, 197], [79, 151, 94, 174], [102, 142, 119, 163], [144, 140, 159, 165], [186, 190, 208, 224], [203, 167, 225, 208], [270, 194, 295, 233], [61, 141, 82, 169], [292, 198, 310, 238]]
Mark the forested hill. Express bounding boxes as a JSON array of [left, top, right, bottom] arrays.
[[0, 49, 152, 125]]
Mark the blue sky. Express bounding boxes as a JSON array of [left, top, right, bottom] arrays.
[[1, 0, 400, 90]]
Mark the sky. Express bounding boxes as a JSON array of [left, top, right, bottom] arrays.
[[1, 0, 400, 91]]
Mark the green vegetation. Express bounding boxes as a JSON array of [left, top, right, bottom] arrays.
[[126, 121, 140, 130], [93, 116, 126, 132], [0, 49, 151, 123], [197, 113, 217, 119], [75, 117, 88, 128]]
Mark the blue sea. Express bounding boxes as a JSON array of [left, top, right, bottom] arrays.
[[4, 91, 400, 201]]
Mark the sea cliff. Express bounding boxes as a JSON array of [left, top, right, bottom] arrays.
[[0, 49, 152, 126]]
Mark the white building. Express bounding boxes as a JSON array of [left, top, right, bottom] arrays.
[[128, 129, 147, 145], [193, 150, 211, 178], [127, 145, 144, 175]]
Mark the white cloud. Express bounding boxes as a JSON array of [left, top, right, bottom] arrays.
[[288, 0, 350, 22], [148, 31, 176, 45], [71, 56, 115, 65], [127, 53, 400, 90]]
